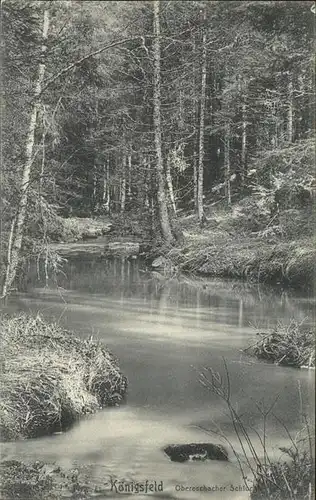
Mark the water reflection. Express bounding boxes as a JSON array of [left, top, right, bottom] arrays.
[[2, 257, 315, 499]]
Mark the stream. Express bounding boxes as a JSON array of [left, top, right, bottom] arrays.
[[1, 257, 315, 499]]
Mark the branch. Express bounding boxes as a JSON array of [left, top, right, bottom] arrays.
[[40, 28, 221, 98], [39, 36, 142, 97]]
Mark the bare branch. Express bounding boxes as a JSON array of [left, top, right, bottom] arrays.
[[39, 36, 142, 97]]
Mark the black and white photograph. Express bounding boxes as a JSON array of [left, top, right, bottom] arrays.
[[0, 1, 315, 499]]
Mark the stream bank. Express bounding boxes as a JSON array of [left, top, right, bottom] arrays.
[[48, 195, 315, 291], [148, 202, 316, 291]]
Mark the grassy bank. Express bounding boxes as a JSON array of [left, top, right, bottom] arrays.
[[151, 203, 315, 290], [0, 314, 127, 441], [245, 320, 315, 369]]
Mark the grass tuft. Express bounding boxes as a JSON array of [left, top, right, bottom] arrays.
[[0, 313, 127, 441], [245, 320, 315, 369]]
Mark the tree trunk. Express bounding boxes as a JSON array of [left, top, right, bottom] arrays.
[[238, 298, 243, 327], [166, 155, 176, 213], [179, 90, 184, 129], [143, 157, 150, 208], [102, 164, 106, 202], [241, 101, 247, 183], [193, 153, 198, 210], [2, 7, 50, 298], [224, 121, 231, 206], [197, 9, 207, 224], [272, 101, 279, 148], [128, 154, 132, 196], [192, 35, 198, 211], [153, 0, 173, 243], [39, 104, 46, 194], [92, 163, 97, 211], [287, 77, 293, 142], [102, 159, 110, 214], [121, 156, 126, 213]]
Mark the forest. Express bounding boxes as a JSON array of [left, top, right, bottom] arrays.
[[1, 0, 315, 296], [0, 2, 315, 499]]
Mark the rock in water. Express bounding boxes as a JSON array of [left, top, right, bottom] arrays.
[[163, 443, 228, 463]]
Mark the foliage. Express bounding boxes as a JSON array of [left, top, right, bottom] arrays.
[[1, 0, 315, 294], [110, 211, 152, 240], [0, 313, 127, 441]]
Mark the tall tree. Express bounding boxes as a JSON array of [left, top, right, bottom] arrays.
[[197, 7, 207, 224], [2, 5, 50, 298], [152, 0, 173, 243], [121, 156, 126, 213]]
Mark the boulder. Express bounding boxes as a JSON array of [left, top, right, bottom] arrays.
[[163, 443, 228, 463]]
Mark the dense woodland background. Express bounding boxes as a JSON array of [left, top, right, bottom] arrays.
[[1, 0, 315, 296]]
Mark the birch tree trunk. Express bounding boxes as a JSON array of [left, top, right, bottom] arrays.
[[197, 9, 207, 224], [153, 0, 173, 243], [2, 7, 50, 298]]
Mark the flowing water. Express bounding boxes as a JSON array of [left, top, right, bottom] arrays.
[[1, 257, 315, 499]]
